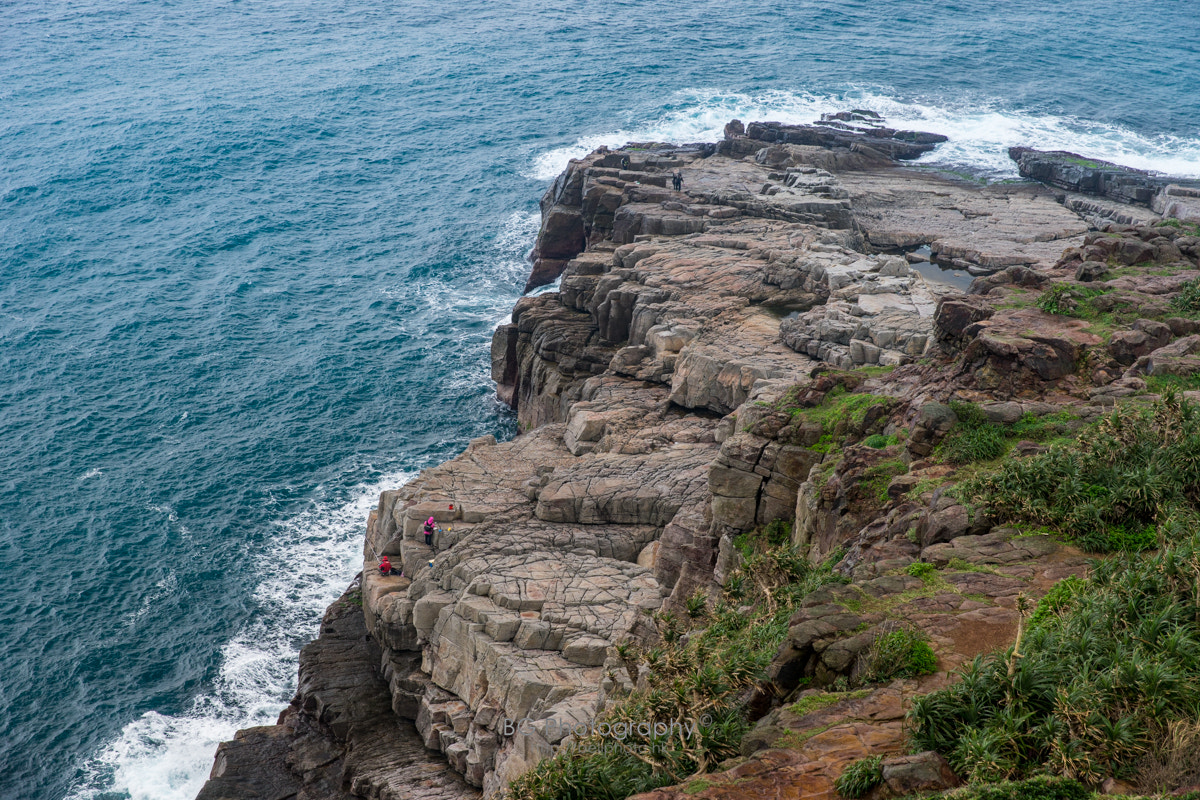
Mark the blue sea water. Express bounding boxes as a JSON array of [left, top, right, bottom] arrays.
[[1, 1, 1198, 798]]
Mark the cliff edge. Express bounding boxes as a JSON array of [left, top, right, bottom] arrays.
[[199, 115, 1200, 800]]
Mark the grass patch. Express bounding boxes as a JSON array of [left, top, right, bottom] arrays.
[[834, 755, 883, 798], [860, 624, 938, 683], [1035, 283, 1112, 317], [909, 534, 1200, 789], [1173, 278, 1200, 314], [862, 458, 908, 502], [1063, 156, 1108, 169], [1146, 373, 1200, 394], [938, 401, 1005, 465], [960, 393, 1200, 552], [788, 689, 870, 717], [863, 433, 901, 449], [1162, 217, 1200, 236], [789, 385, 894, 431], [928, 775, 1090, 800], [507, 532, 845, 800], [733, 519, 792, 559]]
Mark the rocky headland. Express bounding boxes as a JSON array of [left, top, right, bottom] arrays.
[[199, 113, 1200, 800]]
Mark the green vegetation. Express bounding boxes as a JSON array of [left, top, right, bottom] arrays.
[[860, 624, 938, 683], [1035, 283, 1112, 317], [1063, 156, 1108, 169], [834, 755, 883, 799], [788, 688, 870, 717], [732, 518, 791, 558], [906, 561, 938, 580], [1146, 373, 1200, 394], [506, 527, 845, 800], [908, 534, 1200, 790], [929, 776, 1091, 800], [863, 433, 898, 449], [788, 385, 893, 433], [862, 458, 908, 502], [1162, 217, 1200, 236], [938, 402, 1005, 465], [1172, 278, 1200, 314], [961, 393, 1200, 552]]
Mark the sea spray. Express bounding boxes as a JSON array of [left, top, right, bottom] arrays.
[[71, 471, 412, 800]]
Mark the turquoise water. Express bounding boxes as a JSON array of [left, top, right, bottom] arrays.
[[1, 1, 1198, 798]]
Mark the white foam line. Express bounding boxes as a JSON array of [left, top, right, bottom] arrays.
[[527, 88, 1200, 182], [70, 470, 415, 800]]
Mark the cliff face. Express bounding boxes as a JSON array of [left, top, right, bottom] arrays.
[[199, 118, 1200, 800]]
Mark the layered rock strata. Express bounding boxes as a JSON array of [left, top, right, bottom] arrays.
[[201, 118, 1200, 800]]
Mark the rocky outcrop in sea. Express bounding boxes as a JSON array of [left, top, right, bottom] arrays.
[[198, 116, 1200, 800]]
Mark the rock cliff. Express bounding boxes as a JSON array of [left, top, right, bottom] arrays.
[[199, 120, 1200, 799]]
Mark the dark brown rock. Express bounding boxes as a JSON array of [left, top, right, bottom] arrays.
[[880, 751, 961, 795]]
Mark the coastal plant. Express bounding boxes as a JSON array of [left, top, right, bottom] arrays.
[[1172, 278, 1200, 314], [862, 458, 908, 502], [928, 776, 1091, 800], [506, 530, 846, 800], [834, 755, 883, 798], [1035, 283, 1111, 317], [937, 401, 1006, 465], [907, 532, 1200, 791], [785, 384, 895, 438], [959, 392, 1200, 552], [858, 623, 938, 684]]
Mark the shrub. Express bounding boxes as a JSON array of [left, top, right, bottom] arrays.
[[1173, 278, 1200, 314], [941, 424, 1006, 465], [834, 755, 883, 799], [1036, 283, 1110, 317], [939, 401, 1006, 465], [860, 624, 938, 683], [961, 392, 1200, 552], [906, 561, 937, 580], [933, 775, 1090, 800], [863, 433, 890, 448], [908, 533, 1200, 790]]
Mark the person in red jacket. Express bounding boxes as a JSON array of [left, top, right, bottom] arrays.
[[379, 555, 397, 576]]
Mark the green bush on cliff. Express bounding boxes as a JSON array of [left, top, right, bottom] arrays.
[[505, 529, 845, 800], [908, 535, 1200, 791], [1172, 278, 1200, 314], [937, 402, 1006, 465], [960, 392, 1200, 552], [860, 625, 938, 682], [834, 755, 883, 798], [929, 776, 1091, 800], [1035, 283, 1111, 317]]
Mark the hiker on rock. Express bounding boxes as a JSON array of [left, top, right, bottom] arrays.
[[672, 170, 683, 191], [424, 516, 436, 547], [620, 155, 629, 170], [379, 555, 399, 576]]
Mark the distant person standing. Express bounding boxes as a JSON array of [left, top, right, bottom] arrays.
[[672, 171, 683, 191], [424, 516, 436, 546], [620, 155, 629, 170]]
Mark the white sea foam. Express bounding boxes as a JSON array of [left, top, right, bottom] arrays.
[[70, 470, 414, 800], [79, 468, 103, 480], [527, 88, 1200, 182]]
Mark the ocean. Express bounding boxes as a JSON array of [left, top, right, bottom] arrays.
[[1, 1, 1198, 798]]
